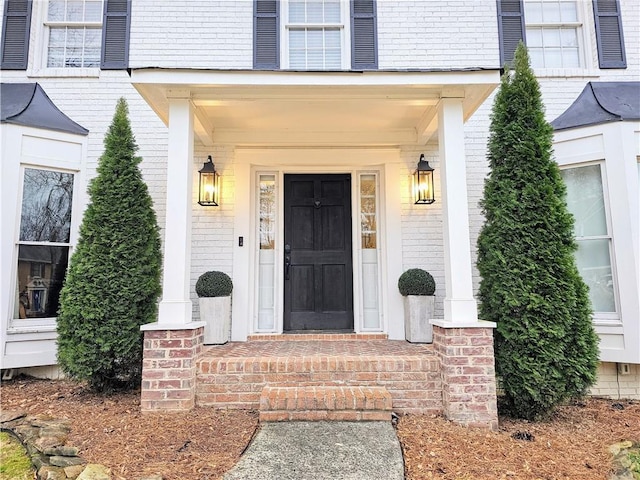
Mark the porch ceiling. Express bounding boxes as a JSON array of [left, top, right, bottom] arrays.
[[131, 69, 500, 147]]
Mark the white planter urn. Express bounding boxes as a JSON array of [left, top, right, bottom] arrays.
[[199, 296, 231, 345], [403, 295, 434, 343]]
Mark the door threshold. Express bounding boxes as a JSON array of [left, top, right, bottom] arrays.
[[285, 329, 354, 335], [247, 332, 389, 341]]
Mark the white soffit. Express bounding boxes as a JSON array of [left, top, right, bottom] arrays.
[[131, 69, 499, 146]]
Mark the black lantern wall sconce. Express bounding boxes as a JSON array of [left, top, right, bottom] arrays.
[[198, 155, 220, 206], [412, 154, 435, 205]]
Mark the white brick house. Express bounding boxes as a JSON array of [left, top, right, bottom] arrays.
[[1, 0, 638, 418]]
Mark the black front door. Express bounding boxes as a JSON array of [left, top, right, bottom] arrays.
[[284, 174, 353, 331]]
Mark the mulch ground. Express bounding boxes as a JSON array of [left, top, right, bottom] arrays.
[[1, 376, 638, 479]]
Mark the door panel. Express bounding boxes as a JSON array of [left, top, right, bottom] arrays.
[[284, 174, 353, 331]]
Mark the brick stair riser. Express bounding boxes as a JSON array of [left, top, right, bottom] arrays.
[[196, 357, 443, 414]]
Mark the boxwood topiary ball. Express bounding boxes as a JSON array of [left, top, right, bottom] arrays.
[[196, 271, 233, 297], [398, 268, 436, 296]]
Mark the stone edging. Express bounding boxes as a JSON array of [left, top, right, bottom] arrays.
[[1, 410, 113, 480]]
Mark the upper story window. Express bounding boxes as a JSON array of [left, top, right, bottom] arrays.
[[524, 1, 581, 68], [497, 0, 626, 70], [286, 0, 345, 69], [0, 0, 131, 72], [46, 0, 103, 68], [254, 0, 377, 71]]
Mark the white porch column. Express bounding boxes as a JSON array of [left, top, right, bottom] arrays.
[[156, 92, 195, 326], [437, 97, 479, 324]]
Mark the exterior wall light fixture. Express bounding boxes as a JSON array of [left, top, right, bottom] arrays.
[[413, 154, 435, 204], [198, 155, 219, 206]]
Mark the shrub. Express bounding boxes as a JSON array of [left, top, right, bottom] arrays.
[[56, 98, 162, 393], [398, 269, 436, 296], [476, 43, 599, 420], [196, 271, 233, 297]]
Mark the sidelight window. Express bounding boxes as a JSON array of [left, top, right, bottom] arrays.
[[359, 173, 380, 329], [256, 174, 277, 330]]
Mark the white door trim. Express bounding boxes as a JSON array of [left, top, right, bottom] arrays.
[[232, 148, 403, 341]]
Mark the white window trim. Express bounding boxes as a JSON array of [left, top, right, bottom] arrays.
[[281, 0, 352, 70], [524, 0, 598, 77], [10, 164, 80, 332], [560, 160, 621, 325], [27, 0, 102, 78]]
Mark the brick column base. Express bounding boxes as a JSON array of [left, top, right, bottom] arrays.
[[141, 327, 204, 411], [433, 325, 498, 431]]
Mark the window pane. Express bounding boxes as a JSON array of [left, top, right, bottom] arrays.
[[529, 48, 544, 67], [526, 28, 543, 47], [20, 169, 74, 243], [15, 245, 69, 319], [575, 239, 616, 312], [360, 175, 377, 249], [85, 0, 103, 21], [542, 1, 561, 22], [560, 28, 577, 47], [524, 2, 543, 23], [48, 0, 65, 21], [544, 47, 563, 67], [307, 29, 323, 49], [307, 49, 323, 69], [259, 175, 276, 250], [289, 29, 305, 49], [289, 0, 305, 22], [561, 165, 608, 237], [543, 28, 561, 47], [67, 0, 84, 21], [559, 1, 577, 22], [324, 0, 340, 22], [562, 48, 580, 67], [307, 0, 323, 22]]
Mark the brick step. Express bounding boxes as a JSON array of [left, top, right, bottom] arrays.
[[259, 385, 393, 422]]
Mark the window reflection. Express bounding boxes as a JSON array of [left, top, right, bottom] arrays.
[[15, 168, 74, 320]]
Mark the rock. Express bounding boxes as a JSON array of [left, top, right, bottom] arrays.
[[49, 455, 86, 467], [34, 435, 67, 452], [0, 410, 26, 423], [37, 465, 66, 480], [609, 441, 634, 456], [31, 452, 48, 469], [45, 445, 80, 456], [64, 464, 86, 479], [14, 424, 40, 443], [76, 464, 112, 480]]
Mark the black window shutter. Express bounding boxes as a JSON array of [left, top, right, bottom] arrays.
[[1, 0, 32, 70], [254, 0, 279, 70], [496, 0, 525, 67], [351, 0, 377, 70], [101, 0, 131, 69], [593, 0, 626, 69]]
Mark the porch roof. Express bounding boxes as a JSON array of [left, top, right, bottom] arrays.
[[130, 68, 500, 147]]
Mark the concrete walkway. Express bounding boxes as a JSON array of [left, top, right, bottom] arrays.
[[223, 422, 405, 480]]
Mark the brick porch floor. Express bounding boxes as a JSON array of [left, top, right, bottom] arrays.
[[195, 335, 443, 415]]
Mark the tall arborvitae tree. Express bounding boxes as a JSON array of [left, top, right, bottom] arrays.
[[57, 98, 161, 392], [476, 44, 599, 420]]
